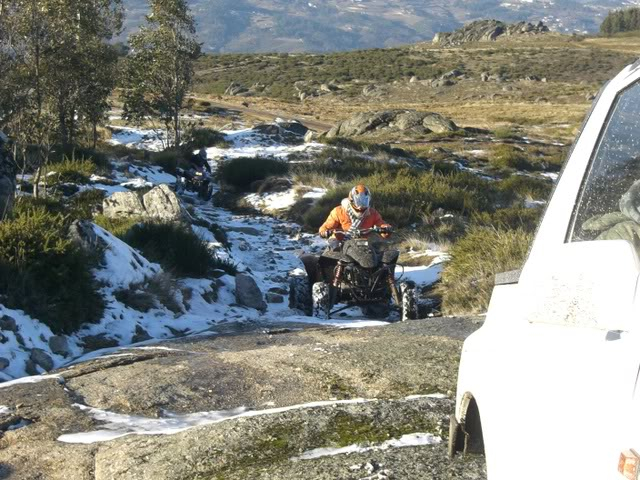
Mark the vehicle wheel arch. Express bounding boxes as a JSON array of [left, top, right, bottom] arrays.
[[450, 392, 485, 457]]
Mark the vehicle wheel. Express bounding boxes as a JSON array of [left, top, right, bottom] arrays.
[[289, 276, 312, 316], [400, 281, 418, 321], [312, 282, 333, 319], [175, 177, 185, 194]]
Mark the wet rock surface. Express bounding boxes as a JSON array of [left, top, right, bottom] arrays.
[[0, 318, 486, 479]]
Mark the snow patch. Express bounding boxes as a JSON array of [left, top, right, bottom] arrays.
[[58, 398, 373, 444], [292, 432, 442, 461]]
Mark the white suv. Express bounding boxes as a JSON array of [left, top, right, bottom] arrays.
[[451, 59, 640, 480]]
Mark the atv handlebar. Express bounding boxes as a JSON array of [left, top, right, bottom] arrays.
[[323, 225, 393, 239]]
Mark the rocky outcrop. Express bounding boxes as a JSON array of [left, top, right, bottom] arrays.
[[327, 110, 458, 138], [225, 82, 249, 96], [0, 130, 16, 220], [253, 120, 309, 145], [103, 184, 185, 221], [433, 20, 549, 47], [235, 273, 267, 312]]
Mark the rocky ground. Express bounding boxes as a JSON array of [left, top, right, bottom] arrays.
[[0, 317, 486, 480]]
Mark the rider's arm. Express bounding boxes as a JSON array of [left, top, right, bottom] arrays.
[[370, 209, 393, 237], [319, 208, 342, 237]]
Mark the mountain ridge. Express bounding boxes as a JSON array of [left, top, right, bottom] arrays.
[[122, 0, 624, 53]]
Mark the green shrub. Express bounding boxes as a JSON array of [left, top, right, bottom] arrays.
[[13, 196, 66, 217], [50, 157, 97, 184], [218, 157, 289, 190], [68, 189, 107, 220], [493, 127, 519, 140], [302, 169, 500, 230], [124, 222, 232, 278], [0, 207, 104, 334], [93, 215, 141, 238], [150, 149, 182, 174], [489, 145, 531, 171], [186, 128, 228, 149], [438, 227, 533, 315], [472, 207, 543, 232], [497, 175, 552, 201]]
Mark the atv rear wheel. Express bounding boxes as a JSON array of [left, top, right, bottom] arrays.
[[289, 276, 312, 315], [312, 282, 333, 319], [400, 281, 418, 321]]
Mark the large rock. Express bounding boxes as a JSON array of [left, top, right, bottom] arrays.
[[49, 335, 72, 358], [103, 190, 146, 218], [433, 19, 549, 47], [235, 274, 267, 312], [103, 184, 185, 221], [30, 348, 54, 371], [142, 184, 184, 221], [0, 315, 17, 332], [327, 110, 458, 138]]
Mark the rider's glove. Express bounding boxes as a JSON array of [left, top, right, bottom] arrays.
[[320, 229, 333, 239], [380, 224, 393, 238]]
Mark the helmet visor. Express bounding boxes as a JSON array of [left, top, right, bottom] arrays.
[[351, 192, 370, 210]]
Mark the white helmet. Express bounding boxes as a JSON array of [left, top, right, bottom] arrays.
[[349, 184, 371, 212]]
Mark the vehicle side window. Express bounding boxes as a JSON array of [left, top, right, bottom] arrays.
[[570, 80, 640, 243]]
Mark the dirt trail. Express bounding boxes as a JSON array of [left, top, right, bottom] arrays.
[[192, 96, 334, 132]]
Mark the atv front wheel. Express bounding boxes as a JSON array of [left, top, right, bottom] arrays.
[[312, 282, 333, 319], [400, 281, 418, 321], [289, 276, 312, 315]]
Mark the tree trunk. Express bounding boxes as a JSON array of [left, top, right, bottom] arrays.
[[93, 121, 98, 150]]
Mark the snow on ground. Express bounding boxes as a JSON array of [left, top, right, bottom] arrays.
[[1, 123, 450, 382], [205, 127, 324, 162], [108, 126, 166, 152], [244, 187, 327, 213], [292, 432, 442, 461], [58, 398, 373, 444]]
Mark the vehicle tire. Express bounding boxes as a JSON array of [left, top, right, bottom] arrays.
[[175, 177, 186, 194], [312, 282, 333, 319], [289, 276, 312, 316], [400, 281, 418, 321]]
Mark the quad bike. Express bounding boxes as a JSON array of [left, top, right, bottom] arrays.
[[289, 226, 418, 322], [175, 167, 213, 201]]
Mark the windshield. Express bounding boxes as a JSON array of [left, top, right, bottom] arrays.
[[570, 80, 640, 243]]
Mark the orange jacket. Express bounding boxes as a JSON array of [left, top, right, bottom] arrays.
[[319, 204, 386, 237]]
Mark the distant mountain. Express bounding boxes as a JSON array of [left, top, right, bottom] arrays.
[[121, 0, 629, 53]]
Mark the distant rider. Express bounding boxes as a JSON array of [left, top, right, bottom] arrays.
[[189, 148, 212, 175], [319, 184, 392, 240]]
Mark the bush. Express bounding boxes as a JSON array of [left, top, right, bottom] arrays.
[[497, 175, 552, 201], [472, 207, 542, 232], [124, 221, 231, 278], [50, 157, 97, 184], [68, 189, 107, 220], [489, 145, 531, 171], [185, 128, 228, 149], [94, 215, 141, 239], [218, 157, 289, 190], [438, 227, 533, 315], [0, 207, 104, 334], [302, 169, 500, 230], [150, 149, 182, 175]]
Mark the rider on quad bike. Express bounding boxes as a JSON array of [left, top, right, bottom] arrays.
[[319, 184, 392, 242], [176, 148, 214, 200], [290, 184, 418, 321]]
